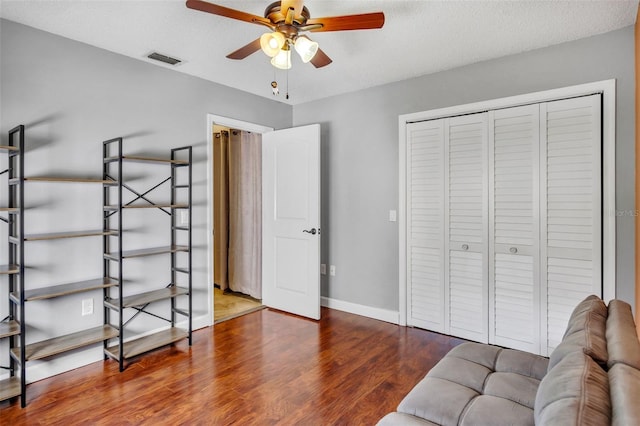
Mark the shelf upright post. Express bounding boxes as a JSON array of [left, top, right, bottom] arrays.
[[170, 146, 192, 345], [102, 139, 112, 360], [8, 125, 26, 407], [187, 147, 192, 344], [170, 151, 176, 329], [116, 138, 124, 372], [102, 137, 125, 372]]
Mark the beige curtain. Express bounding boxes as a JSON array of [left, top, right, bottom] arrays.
[[213, 129, 262, 299], [213, 131, 230, 289]]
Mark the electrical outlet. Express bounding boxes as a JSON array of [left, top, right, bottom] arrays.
[[82, 298, 94, 316], [320, 264, 327, 275], [329, 265, 336, 276]]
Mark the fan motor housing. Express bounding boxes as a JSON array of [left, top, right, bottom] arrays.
[[264, 1, 310, 25]]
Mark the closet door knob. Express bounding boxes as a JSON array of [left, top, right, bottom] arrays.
[[510, 247, 518, 254], [461, 244, 469, 251], [303, 228, 317, 235]]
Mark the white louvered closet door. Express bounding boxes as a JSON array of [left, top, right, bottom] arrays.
[[489, 105, 541, 353], [445, 114, 489, 343], [406, 120, 446, 332], [541, 95, 602, 356]]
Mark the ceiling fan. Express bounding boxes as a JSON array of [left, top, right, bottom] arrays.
[[185, 0, 385, 69]]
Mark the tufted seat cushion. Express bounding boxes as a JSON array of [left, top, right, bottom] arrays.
[[394, 342, 548, 426]]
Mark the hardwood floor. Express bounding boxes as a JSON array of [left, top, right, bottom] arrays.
[[1, 307, 465, 425]]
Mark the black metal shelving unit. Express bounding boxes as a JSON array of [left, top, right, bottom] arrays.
[[102, 138, 192, 372], [2, 126, 118, 407]]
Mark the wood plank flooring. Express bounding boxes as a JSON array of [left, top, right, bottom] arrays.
[[214, 287, 264, 323], [0, 307, 465, 425]]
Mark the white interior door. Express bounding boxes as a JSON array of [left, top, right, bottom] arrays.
[[541, 94, 602, 355], [445, 114, 489, 343], [488, 105, 541, 353], [406, 119, 446, 332], [262, 124, 321, 320]]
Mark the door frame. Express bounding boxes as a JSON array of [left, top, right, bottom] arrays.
[[206, 114, 273, 326], [398, 79, 616, 326]]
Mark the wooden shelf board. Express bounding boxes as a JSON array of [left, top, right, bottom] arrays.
[[24, 176, 115, 184], [104, 204, 188, 210], [0, 320, 20, 339], [0, 377, 21, 402], [105, 286, 188, 310], [0, 264, 19, 275], [105, 327, 188, 360], [14, 277, 118, 301], [104, 155, 189, 165], [0, 145, 19, 152], [22, 229, 117, 241], [105, 245, 189, 260], [11, 325, 118, 361], [0, 207, 18, 212]]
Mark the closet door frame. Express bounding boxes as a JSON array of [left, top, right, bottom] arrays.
[[398, 79, 616, 327]]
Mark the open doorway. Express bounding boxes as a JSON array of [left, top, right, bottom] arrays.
[[207, 115, 273, 324], [212, 125, 264, 323], [207, 115, 321, 324]]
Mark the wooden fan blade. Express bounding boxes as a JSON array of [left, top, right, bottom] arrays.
[[310, 48, 332, 68], [226, 38, 262, 60], [281, 0, 304, 20], [186, 0, 271, 26], [307, 12, 385, 32]]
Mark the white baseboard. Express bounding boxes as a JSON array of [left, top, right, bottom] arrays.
[[321, 297, 399, 324], [192, 314, 211, 330]]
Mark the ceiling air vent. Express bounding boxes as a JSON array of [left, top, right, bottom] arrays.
[[147, 52, 182, 66]]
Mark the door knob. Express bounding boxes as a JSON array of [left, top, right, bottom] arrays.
[[303, 228, 317, 235]]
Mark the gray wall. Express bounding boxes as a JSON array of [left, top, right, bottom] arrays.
[[0, 17, 636, 381], [293, 26, 636, 313], [0, 19, 291, 380]]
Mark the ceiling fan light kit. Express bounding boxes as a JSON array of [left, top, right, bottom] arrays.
[[260, 31, 286, 57], [185, 0, 384, 94], [271, 48, 292, 70], [293, 35, 319, 63]]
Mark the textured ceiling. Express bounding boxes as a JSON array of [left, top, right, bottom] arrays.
[[0, 0, 637, 105]]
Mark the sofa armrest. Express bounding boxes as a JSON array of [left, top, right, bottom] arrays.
[[609, 363, 640, 426], [606, 300, 640, 370]]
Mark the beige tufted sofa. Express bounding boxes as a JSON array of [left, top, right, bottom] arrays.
[[378, 296, 640, 425]]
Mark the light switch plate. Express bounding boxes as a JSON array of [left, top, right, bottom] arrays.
[[389, 210, 397, 222]]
